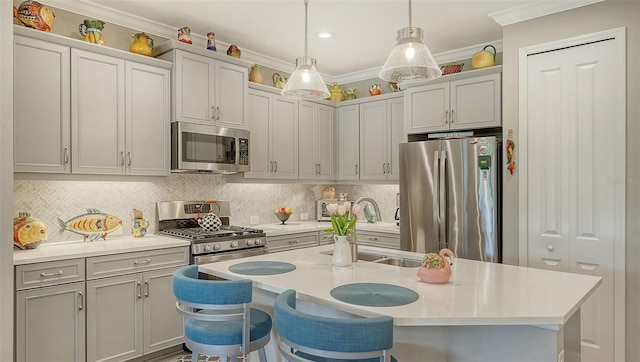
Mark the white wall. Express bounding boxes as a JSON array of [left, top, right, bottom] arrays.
[[1, 1, 14, 360], [501, 1, 640, 359]]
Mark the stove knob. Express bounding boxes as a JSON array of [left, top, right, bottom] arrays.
[[246, 239, 255, 246], [204, 244, 212, 252], [254, 239, 262, 246], [213, 244, 221, 251], [230, 240, 239, 248]]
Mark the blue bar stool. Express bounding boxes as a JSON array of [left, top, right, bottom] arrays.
[[274, 289, 395, 362], [172, 265, 272, 362]]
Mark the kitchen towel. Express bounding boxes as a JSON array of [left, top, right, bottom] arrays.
[[330, 283, 419, 307], [228, 261, 296, 275]]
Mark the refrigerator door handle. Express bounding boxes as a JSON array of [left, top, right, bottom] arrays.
[[438, 150, 447, 250], [433, 151, 441, 248]]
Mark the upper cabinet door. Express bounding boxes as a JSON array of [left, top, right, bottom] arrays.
[[315, 104, 334, 180], [336, 105, 360, 180], [245, 89, 272, 178], [14, 36, 71, 173], [298, 101, 316, 180], [214, 62, 248, 129], [271, 96, 299, 179], [173, 50, 215, 124], [71, 49, 125, 175], [359, 101, 387, 180], [405, 83, 449, 134], [125, 62, 170, 176], [387, 97, 405, 180], [450, 73, 501, 130]]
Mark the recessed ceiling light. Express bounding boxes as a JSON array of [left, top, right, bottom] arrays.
[[317, 32, 334, 39]]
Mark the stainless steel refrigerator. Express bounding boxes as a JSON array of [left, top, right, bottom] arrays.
[[399, 136, 501, 262]]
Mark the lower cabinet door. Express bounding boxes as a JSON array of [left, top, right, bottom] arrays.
[[87, 274, 143, 362], [15, 282, 86, 362], [143, 267, 185, 353]]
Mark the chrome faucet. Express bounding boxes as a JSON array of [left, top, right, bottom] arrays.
[[354, 197, 382, 223]]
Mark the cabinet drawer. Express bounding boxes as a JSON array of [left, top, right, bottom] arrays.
[[268, 232, 319, 253], [319, 232, 334, 244], [86, 247, 189, 279], [357, 231, 400, 249], [15, 258, 85, 290]]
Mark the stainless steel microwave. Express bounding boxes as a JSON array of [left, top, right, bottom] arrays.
[[316, 199, 354, 221], [171, 122, 249, 173]]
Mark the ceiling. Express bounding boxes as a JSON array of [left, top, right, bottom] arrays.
[[85, 0, 537, 78]]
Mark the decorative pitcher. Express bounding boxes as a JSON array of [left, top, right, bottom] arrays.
[[273, 73, 287, 89], [328, 82, 345, 102], [177, 26, 192, 44], [417, 248, 455, 284], [206, 32, 217, 51], [78, 19, 105, 45], [129, 32, 154, 57], [332, 235, 352, 267], [344, 88, 357, 100]]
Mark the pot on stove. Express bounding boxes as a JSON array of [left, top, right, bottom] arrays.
[[196, 212, 222, 232]]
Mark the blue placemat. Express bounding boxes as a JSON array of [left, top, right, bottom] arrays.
[[228, 261, 296, 275], [330, 283, 419, 307]]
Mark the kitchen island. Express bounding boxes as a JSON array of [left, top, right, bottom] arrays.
[[199, 244, 601, 361]]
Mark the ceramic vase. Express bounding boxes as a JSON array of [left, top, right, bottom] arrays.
[[332, 235, 352, 267], [206, 32, 217, 51]]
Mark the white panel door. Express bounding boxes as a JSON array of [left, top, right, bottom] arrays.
[[337, 105, 360, 180], [125, 62, 170, 176], [359, 101, 387, 180], [450, 73, 501, 130], [405, 83, 449, 134], [315, 104, 334, 180], [214, 61, 247, 129], [13, 36, 71, 173], [71, 49, 125, 175], [526, 38, 618, 362], [245, 90, 271, 178], [387, 97, 404, 180], [143, 267, 184, 353], [298, 101, 316, 179], [271, 96, 298, 179], [173, 51, 215, 124]]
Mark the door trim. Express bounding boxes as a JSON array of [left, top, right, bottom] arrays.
[[517, 27, 626, 360]]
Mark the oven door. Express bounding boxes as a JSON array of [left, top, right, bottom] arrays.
[[192, 247, 268, 265], [171, 121, 249, 173]]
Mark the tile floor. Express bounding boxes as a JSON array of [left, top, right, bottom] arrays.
[[152, 351, 248, 362]]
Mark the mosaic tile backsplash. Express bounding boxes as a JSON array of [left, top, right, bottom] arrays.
[[14, 174, 399, 244]]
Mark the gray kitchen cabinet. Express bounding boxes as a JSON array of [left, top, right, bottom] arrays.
[[359, 97, 404, 181], [156, 45, 249, 129], [336, 105, 360, 180], [15, 259, 86, 362], [86, 248, 188, 362], [299, 101, 334, 180], [13, 35, 71, 173], [244, 87, 299, 179], [268, 231, 319, 253], [405, 69, 501, 134], [356, 230, 400, 250], [71, 49, 170, 176]]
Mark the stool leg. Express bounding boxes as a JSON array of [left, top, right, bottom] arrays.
[[258, 347, 267, 362], [190, 353, 198, 362]]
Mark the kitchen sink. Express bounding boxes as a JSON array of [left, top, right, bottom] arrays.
[[321, 250, 421, 268]]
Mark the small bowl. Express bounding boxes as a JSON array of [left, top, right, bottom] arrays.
[[275, 212, 291, 224]]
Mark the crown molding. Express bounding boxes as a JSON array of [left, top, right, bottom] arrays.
[[489, 0, 605, 26], [332, 40, 503, 84]]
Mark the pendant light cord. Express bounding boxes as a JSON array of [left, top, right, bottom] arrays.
[[304, 0, 309, 57], [408, 0, 412, 27]]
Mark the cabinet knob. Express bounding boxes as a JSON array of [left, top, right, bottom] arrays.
[[547, 245, 555, 252]]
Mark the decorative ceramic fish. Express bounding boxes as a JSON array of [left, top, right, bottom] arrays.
[[14, 212, 47, 250], [58, 208, 122, 241]]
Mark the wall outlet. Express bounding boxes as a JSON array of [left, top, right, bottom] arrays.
[[250, 216, 260, 225], [300, 212, 309, 221]]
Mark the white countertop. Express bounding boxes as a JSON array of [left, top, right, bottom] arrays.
[[13, 235, 190, 265], [199, 244, 601, 329], [257, 220, 400, 236]]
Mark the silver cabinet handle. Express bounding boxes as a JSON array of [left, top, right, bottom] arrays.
[[445, 110, 449, 124], [355, 164, 359, 175], [270, 161, 273, 172], [144, 280, 149, 297], [78, 291, 84, 310], [318, 164, 321, 174], [367, 237, 378, 241], [137, 282, 142, 299], [40, 270, 63, 277], [64, 147, 69, 164], [216, 106, 221, 120], [134, 258, 151, 265], [120, 151, 125, 166], [210, 106, 215, 120], [288, 239, 299, 245], [274, 161, 278, 172], [451, 109, 455, 123], [383, 163, 386, 174], [127, 151, 132, 166], [386, 163, 390, 174]]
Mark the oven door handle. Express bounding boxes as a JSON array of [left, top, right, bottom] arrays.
[[192, 247, 268, 264]]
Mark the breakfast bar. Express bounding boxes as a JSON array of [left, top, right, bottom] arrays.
[[199, 244, 601, 362]]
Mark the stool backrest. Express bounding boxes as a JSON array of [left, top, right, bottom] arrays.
[[275, 289, 393, 356], [173, 265, 252, 306]]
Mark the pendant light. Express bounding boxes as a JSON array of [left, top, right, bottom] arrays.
[[281, 0, 330, 100], [378, 0, 442, 83]]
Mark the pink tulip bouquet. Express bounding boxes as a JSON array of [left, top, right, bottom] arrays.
[[322, 202, 362, 237]]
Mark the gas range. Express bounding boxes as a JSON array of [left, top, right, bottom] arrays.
[[157, 200, 268, 264]]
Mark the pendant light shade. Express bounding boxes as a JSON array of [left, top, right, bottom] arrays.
[[379, 1, 442, 83], [281, 0, 330, 100]]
